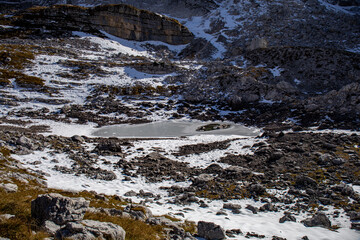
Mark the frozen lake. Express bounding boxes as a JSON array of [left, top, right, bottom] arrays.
[[92, 121, 259, 138]]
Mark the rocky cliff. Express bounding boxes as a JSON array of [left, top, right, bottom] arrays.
[[16, 4, 194, 45]]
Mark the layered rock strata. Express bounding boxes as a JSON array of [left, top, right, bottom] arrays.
[[16, 4, 194, 45]]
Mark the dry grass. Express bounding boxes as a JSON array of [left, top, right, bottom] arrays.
[[181, 220, 197, 234], [84, 212, 164, 240], [0, 69, 44, 88], [0, 44, 35, 70]]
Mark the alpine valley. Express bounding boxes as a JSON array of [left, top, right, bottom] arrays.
[[0, 0, 359, 240]]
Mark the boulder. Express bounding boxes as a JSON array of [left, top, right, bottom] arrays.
[[31, 193, 90, 225], [55, 220, 125, 240], [301, 213, 331, 228], [223, 203, 242, 210], [247, 183, 266, 195], [197, 221, 226, 240], [295, 175, 317, 188], [279, 213, 296, 223], [17, 135, 37, 150]]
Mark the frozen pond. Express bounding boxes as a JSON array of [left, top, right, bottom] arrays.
[[92, 121, 259, 138]]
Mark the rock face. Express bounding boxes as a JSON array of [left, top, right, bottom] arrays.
[[31, 193, 90, 225], [56, 220, 126, 240], [197, 221, 226, 240], [17, 4, 194, 45]]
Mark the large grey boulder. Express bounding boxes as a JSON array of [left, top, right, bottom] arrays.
[[55, 220, 126, 240], [197, 221, 226, 240], [31, 193, 90, 225]]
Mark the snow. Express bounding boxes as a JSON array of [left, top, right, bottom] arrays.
[[73, 31, 151, 58], [347, 45, 360, 53], [318, 0, 358, 15], [294, 79, 302, 85], [269, 66, 284, 77]]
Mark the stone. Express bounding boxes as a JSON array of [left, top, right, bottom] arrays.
[[0, 214, 15, 221], [0, 183, 18, 193], [56, 220, 126, 240], [295, 175, 317, 188], [350, 211, 360, 221], [301, 213, 331, 228], [279, 213, 296, 223], [247, 183, 266, 195], [223, 203, 242, 210], [31, 193, 90, 225], [197, 221, 226, 240], [247, 37, 268, 51], [332, 184, 355, 196], [17, 135, 36, 150], [71, 135, 85, 143], [351, 222, 360, 230], [260, 203, 277, 212], [246, 204, 258, 214], [42, 220, 61, 236]]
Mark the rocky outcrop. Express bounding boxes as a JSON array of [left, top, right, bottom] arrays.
[[31, 193, 126, 239], [56, 220, 126, 240], [31, 193, 90, 225], [16, 4, 194, 45]]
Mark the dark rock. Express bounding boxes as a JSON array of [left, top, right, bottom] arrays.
[[301, 213, 331, 228], [272, 236, 287, 240], [351, 222, 360, 230], [246, 232, 265, 238], [350, 211, 360, 221], [260, 203, 277, 212], [197, 221, 226, 240], [295, 175, 317, 188], [247, 183, 266, 195], [279, 213, 296, 223], [223, 203, 242, 210], [246, 204, 258, 214]]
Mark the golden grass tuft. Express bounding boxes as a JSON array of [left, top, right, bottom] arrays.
[[181, 220, 197, 234]]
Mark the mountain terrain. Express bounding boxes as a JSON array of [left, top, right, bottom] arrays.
[[0, 0, 360, 240]]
